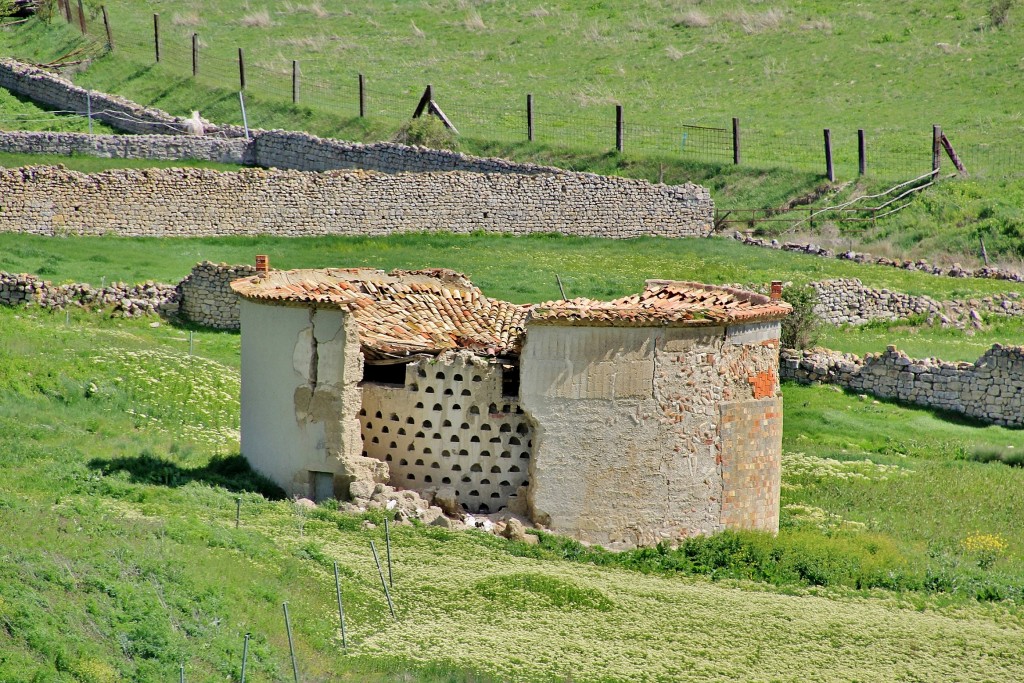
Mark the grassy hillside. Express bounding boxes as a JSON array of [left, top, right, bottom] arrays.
[[2, 305, 1024, 681], [4, 2, 1024, 262]]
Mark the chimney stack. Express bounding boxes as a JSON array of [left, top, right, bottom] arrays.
[[770, 281, 783, 300], [255, 254, 269, 273]]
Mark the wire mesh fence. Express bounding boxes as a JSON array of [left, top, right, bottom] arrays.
[[18, 8, 1024, 184]]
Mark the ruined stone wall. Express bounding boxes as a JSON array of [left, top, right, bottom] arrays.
[[0, 131, 250, 164], [519, 321, 782, 549], [0, 166, 713, 239], [178, 262, 257, 330], [0, 270, 178, 317], [781, 344, 1024, 427], [359, 353, 532, 514], [811, 278, 942, 326]]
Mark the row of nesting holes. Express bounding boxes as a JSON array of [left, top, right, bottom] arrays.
[[360, 404, 524, 416], [408, 369, 479, 396], [374, 446, 531, 459]]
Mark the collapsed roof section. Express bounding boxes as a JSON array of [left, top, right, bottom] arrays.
[[530, 280, 792, 326], [230, 269, 791, 359], [230, 267, 530, 360]]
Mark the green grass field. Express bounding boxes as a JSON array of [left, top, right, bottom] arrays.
[[5, 2, 1024, 262], [2, 305, 1024, 681]]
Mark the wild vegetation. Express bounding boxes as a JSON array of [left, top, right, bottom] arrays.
[[2, 304, 1024, 681]]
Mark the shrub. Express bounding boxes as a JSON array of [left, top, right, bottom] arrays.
[[780, 284, 820, 349], [990, 0, 1014, 27], [392, 116, 459, 151]]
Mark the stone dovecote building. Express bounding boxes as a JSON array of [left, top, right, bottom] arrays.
[[231, 267, 790, 548]]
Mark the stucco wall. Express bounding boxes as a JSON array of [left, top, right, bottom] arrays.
[[0, 166, 712, 239], [519, 321, 782, 549], [239, 300, 384, 499]]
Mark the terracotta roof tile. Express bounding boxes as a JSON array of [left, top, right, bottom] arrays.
[[231, 270, 790, 357]]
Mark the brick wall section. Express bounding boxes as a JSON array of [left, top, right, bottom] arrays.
[[0, 166, 713, 239], [0, 131, 251, 165], [781, 344, 1024, 427], [718, 397, 782, 531]]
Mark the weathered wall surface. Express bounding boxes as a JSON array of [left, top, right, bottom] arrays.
[[0, 166, 713, 239], [811, 278, 942, 326], [359, 352, 532, 514], [238, 300, 384, 499], [178, 262, 256, 330], [0, 131, 250, 164], [781, 344, 1024, 427], [519, 321, 782, 549]]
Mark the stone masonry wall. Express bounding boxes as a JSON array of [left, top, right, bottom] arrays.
[[177, 262, 257, 330], [0, 131, 251, 165], [0, 166, 713, 239], [811, 278, 942, 326], [0, 270, 178, 317], [781, 344, 1024, 427]]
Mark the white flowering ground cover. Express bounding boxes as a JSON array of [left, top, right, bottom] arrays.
[[3, 307, 1024, 680]]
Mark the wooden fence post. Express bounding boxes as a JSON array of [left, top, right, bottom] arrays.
[[101, 6, 113, 49], [76, 0, 87, 33], [858, 129, 866, 176], [615, 104, 623, 153], [932, 124, 942, 174], [732, 117, 741, 164], [358, 74, 365, 117], [153, 13, 160, 62], [527, 93, 533, 142], [238, 48, 245, 91], [292, 60, 299, 104], [192, 33, 198, 77], [823, 128, 835, 182]]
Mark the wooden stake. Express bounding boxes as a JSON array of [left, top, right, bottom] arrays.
[[153, 13, 160, 62], [358, 74, 365, 117], [526, 93, 533, 142], [101, 6, 113, 48], [238, 47, 246, 91], [76, 0, 86, 33], [858, 129, 866, 176], [615, 104, 623, 153], [192, 33, 198, 77], [932, 124, 942, 175], [732, 117, 741, 165], [823, 128, 835, 182], [292, 60, 299, 104]]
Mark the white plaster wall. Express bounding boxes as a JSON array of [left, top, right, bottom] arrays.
[[239, 301, 373, 498]]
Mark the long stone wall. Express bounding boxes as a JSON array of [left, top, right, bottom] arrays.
[[0, 166, 713, 239], [0, 131, 250, 164], [781, 344, 1024, 427], [0, 270, 178, 317]]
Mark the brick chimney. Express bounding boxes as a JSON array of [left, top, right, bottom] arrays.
[[255, 254, 270, 273], [770, 281, 783, 300]]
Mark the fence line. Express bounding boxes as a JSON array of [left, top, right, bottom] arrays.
[[13, 8, 1024, 183]]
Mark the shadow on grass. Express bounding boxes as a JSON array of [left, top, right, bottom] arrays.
[[87, 452, 285, 499]]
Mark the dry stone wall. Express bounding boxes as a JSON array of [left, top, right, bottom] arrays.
[[0, 271, 178, 316], [781, 344, 1024, 427], [811, 278, 942, 325], [0, 58, 243, 136], [0, 166, 713, 239], [0, 131, 250, 165], [177, 262, 257, 330]]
